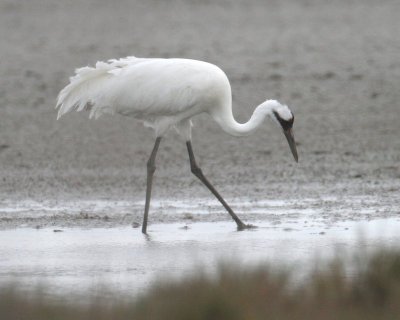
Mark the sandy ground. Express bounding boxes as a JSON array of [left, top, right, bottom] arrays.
[[1, 0, 400, 227]]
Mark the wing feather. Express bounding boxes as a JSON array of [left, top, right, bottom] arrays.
[[56, 56, 149, 119]]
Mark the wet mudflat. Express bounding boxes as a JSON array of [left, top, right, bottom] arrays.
[[0, 194, 398, 229]]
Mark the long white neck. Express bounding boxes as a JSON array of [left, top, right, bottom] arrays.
[[212, 100, 279, 137]]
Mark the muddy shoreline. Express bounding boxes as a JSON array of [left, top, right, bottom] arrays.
[[1, 0, 399, 228]]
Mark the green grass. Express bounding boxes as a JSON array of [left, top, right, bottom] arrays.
[[1, 249, 400, 320]]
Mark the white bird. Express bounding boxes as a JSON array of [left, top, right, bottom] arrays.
[[56, 56, 298, 233]]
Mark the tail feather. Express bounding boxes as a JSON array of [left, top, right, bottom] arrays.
[[56, 56, 141, 120]]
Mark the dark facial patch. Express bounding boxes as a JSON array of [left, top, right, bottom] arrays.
[[273, 111, 294, 131]]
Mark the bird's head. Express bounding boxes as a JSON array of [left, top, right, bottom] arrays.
[[264, 100, 298, 162]]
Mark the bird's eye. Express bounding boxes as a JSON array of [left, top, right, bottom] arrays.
[[273, 111, 293, 130]]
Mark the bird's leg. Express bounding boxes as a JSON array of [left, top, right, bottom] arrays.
[[186, 141, 249, 230], [142, 137, 162, 234]]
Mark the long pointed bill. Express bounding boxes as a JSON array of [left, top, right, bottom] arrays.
[[283, 128, 298, 162]]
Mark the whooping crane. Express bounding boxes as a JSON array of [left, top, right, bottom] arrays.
[[56, 56, 298, 233]]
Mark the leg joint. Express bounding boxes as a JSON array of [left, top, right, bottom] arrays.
[[147, 161, 156, 173], [191, 166, 202, 176]]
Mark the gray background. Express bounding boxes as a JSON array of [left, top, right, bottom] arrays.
[[0, 0, 399, 218]]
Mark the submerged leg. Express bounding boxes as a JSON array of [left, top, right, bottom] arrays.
[[186, 141, 250, 230], [142, 137, 162, 234]]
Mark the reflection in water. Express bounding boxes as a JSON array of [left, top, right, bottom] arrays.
[[0, 218, 399, 302]]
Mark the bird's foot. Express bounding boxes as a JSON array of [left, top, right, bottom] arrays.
[[237, 223, 257, 231]]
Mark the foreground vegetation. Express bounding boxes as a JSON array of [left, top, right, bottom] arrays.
[[1, 249, 400, 320]]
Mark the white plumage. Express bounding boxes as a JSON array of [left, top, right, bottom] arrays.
[[56, 56, 298, 233], [57, 57, 231, 138]]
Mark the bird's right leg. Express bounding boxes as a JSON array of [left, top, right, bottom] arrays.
[[186, 141, 250, 230], [141, 137, 162, 234]]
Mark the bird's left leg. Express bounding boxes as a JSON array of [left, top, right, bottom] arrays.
[[141, 137, 162, 234], [186, 141, 250, 230]]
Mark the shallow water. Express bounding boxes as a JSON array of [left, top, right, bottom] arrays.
[[1, 217, 399, 301]]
